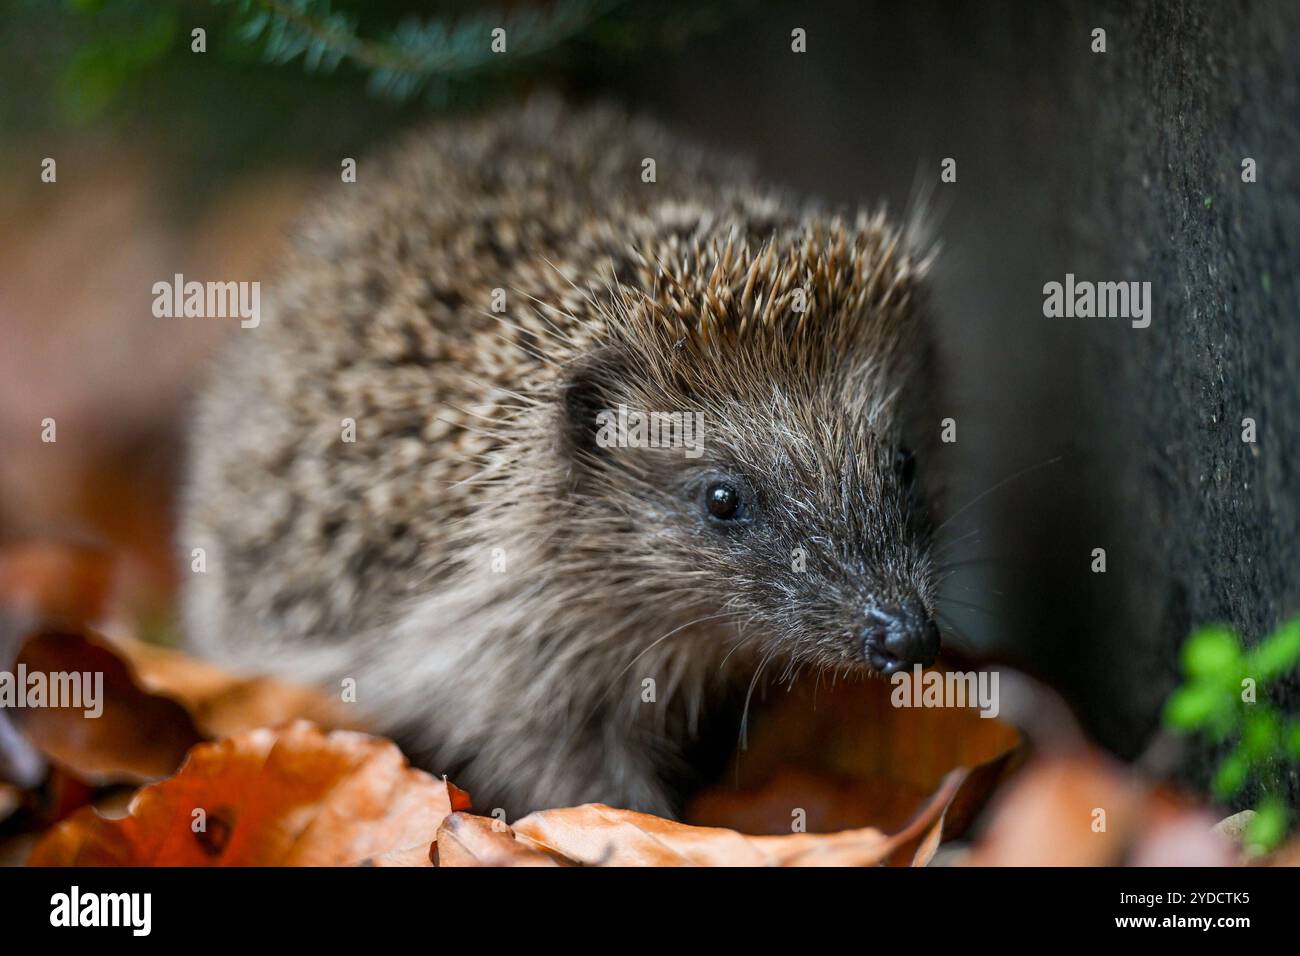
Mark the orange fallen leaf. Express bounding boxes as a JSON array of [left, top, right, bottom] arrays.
[[964, 748, 1238, 866], [0, 540, 117, 628], [1, 541, 160, 787], [13, 630, 203, 785], [28, 721, 469, 866], [9, 628, 361, 788], [433, 813, 565, 867], [689, 745, 1022, 861], [359, 844, 439, 867], [0, 783, 19, 823], [110, 634, 362, 740], [438, 766, 972, 867], [688, 665, 1021, 836]]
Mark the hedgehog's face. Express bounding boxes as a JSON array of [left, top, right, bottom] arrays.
[[563, 346, 941, 676], [684, 448, 938, 675], [672, 406, 939, 676]]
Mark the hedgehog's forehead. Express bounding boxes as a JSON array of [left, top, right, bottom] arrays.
[[619, 319, 904, 415], [704, 379, 896, 445], [621, 348, 901, 466], [670, 394, 901, 510]]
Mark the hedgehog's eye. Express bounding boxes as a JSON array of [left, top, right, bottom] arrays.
[[704, 481, 742, 521], [894, 447, 916, 487]]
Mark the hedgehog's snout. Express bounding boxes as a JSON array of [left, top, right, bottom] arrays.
[[861, 600, 940, 674]]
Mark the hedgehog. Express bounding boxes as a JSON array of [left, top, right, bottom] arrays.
[[181, 97, 942, 818]]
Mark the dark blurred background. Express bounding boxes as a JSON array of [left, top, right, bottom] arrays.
[[1, 0, 1296, 803]]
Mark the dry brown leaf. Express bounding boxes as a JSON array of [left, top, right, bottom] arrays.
[[9, 628, 361, 788], [909, 744, 1024, 865], [964, 749, 1238, 866], [732, 666, 1018, 790], [358, 844, 438, 867], [28, 721, 469, 866], [433, 813, 565, 867], [688, 743, 1022, 865], [0, 542, 174, 787], [0, 541, 117, 628], [688, 768, 928, 837], [13, 630, 203, 785], [444, 804, 897, 866], [0, 783, 19, 823], [687, 666, 1021, 837], [111, 634, 362, 739], [429, 667, 1025, 868], [439, 767, 971, 867]]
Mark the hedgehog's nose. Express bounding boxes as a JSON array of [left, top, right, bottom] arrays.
[[862, 603, 940, 674]]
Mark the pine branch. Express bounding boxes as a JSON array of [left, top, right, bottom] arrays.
[[229, 0, 626, 102]]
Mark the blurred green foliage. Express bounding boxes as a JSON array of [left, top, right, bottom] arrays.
[[1164, 617, 1300, 852], [15, 0, 757, 121], [0, 0, 755, 201], [57, 2, 179, 122]]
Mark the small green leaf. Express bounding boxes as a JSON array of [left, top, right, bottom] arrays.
[[1181, 625, 1243, 679], [1244, 797, 1288, 854], [1240, 709, 1281, 760], [1164, 683, 1225, 731], [1212, 748, 1250, 799], [1247, 618, 1300, 682], [1283, 720, 1300, 759]]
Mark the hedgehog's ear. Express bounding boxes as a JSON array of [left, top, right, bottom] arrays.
[[560, 348, 630, 462]]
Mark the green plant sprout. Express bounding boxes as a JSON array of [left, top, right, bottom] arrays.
[[1163, 616, 1300, 853]]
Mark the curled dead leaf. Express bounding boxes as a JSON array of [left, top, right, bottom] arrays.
[[689, 667, 1021, 836], [8, 628, 361, 788], [0, 541, 116, 629], [110, 634, 363, 739], [28, 721, 468, 866], [437, 803, 903, 867], [12, 630, 203, 785], [433, 813, 565, 867], [964, 749, 1239, 866], [0, 783, 19, 823], [437, 766, 976, 867]]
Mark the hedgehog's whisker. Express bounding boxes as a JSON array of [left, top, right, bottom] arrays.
[[738, 647, 779, 751], [934, 554, 1016, 574], [933, 454, 1066, 535], [931, 527, 982, 561], [552, 609, 738, 762], [716, 619, 756, 674], [938, 596, 1000, 617], [934, 611, 979, 656], [609, 611, 738, 690]]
